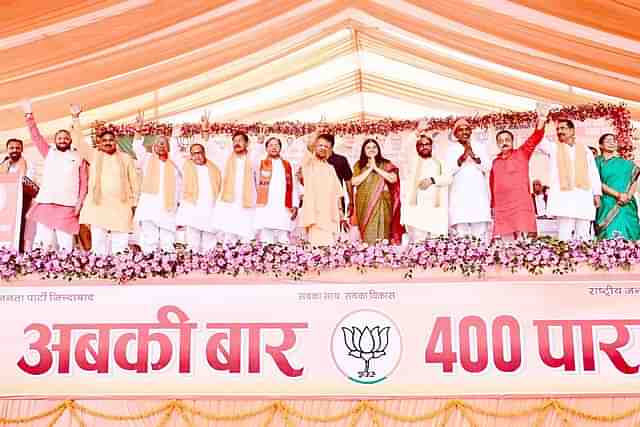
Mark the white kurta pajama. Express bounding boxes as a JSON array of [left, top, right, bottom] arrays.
[[537, 139, 602, 241], [177, 164, 220, 249], [254, 159, 298, 244], [213, 155, 257, 242], [133, 138, 181, 252], [445, 139, 491, 238], [402, 157, 452, 239]]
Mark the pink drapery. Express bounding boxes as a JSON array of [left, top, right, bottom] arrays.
[[3, 398, 640, 426]]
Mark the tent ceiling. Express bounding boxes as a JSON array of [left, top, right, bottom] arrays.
[[1, 0, 638, 142]]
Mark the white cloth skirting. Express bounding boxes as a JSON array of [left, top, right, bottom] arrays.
[[212, 201, 256, 239], [254, 204, 294, 231], [176, 202, 217, 233], [134, 193, 177, 231]]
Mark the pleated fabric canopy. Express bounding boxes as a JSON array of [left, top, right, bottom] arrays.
[[1, 0, 639, 142]]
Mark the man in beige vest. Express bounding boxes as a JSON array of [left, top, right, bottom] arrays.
[[71, 106, 139, 255]]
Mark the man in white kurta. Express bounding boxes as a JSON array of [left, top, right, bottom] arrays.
[[174, 142, 221, 253], [133, 135, 181, 252], [402, 133, 452, 240], [213, 132, 258, 243], [537, 120, 602, 241], [254, 137, 299, 244], [446, 119, 491, 239]]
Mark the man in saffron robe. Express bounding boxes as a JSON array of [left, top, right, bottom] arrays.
[[489, 114, 548, 239], [402, 132, 452, 240], [537, 119, 602, 241], [254, 137, 298, 244], [133, 133, 181, 253], [446, 119, 491, 239], [300, 134, 342, 246], [213, 132, 258, 243], [22, 100, 88, 252], [175, 143, 222, 252], [594, 133, 640, 239], [71, 106, 139, 255]]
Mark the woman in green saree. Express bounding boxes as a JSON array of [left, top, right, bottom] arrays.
[[595, 133, 640, 240], [351, 139, 404, 244]]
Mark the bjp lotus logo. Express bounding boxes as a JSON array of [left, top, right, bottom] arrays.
[[331, 310, 402, 384], [342, 326, 390, 379]]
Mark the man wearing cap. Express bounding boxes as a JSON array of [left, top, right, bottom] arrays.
[[445, 119, 491, 239]]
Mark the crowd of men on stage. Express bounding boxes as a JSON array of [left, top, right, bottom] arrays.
[[2, 101, 639, 256]]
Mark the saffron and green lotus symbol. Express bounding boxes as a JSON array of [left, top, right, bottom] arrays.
[[341, 325, 390, 378]]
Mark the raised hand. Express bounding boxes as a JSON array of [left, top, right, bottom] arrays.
[[200, 110, 210, 129], [418, 179, 432, 190], [20, 99, 32, 115], [135, 110, 145, 132], [70, 104, 82, 118]]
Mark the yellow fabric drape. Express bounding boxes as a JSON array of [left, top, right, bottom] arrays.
[[403, 0, 640, 78], [557, 142, 590, 191], [0, 4, 349, 131], [4, 398, 640, 426], [221, 153, 254, 209], [361, 1, 640, 102], [183, 160, 221, 204], [511, 0, 640, 41], [0, 0, 124, 38], [0, 0, 342, 109], [357, 29, 640, 117], [3, 0, 640, 140], [141, 156, 177, 212]]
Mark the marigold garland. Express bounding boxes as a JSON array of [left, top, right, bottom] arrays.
[[92, 102, 634, 156], [3, 399, 640, 426]]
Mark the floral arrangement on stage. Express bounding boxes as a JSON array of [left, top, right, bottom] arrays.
[[92, 103, 634, 156], [2, 237, 640, 284]]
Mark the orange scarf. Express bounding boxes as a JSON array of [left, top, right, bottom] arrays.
[[183, 160, 221, 204], [221, 153, 254, 208], [256, 158, 293, 208], [93, 151, 130, 205], [141, 156, 177, 212], [0, 157, 27, 176], [557, 141, 590, 191]]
